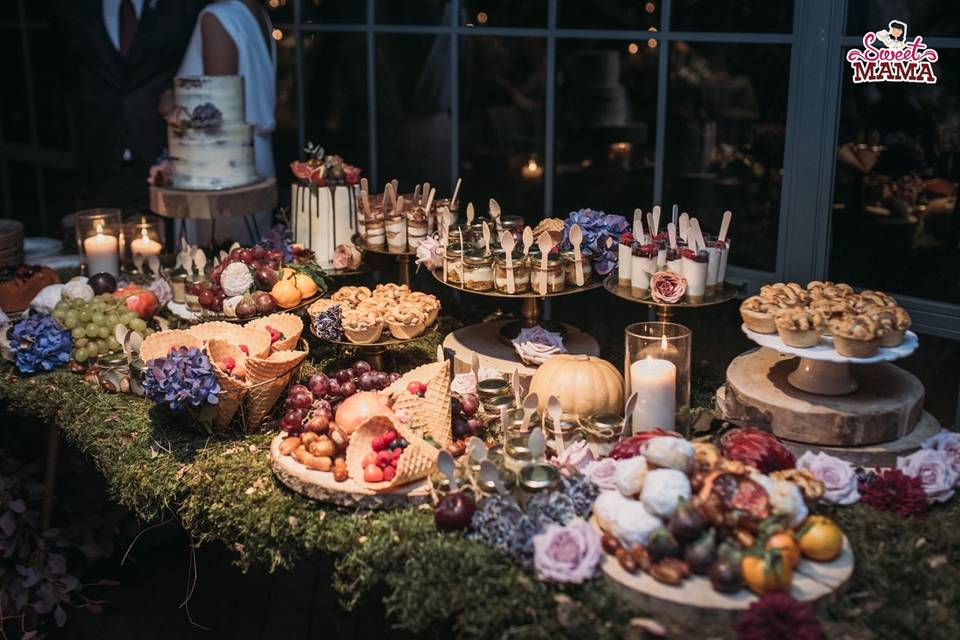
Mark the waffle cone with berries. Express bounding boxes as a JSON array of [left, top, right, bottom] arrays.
[[140, 330, 204, 362], [243, 349, 308, 429], [247, 313, 303, 353], [346, 415, 439, 491], [189, 322, 273, 358], [207, 339, 249, 431]]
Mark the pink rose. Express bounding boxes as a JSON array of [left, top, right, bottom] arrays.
[[796, 451, 860, 505], [921, 430, 960, 475], [897, 449, 959, 503], [333, 244, 362, 270], [533, 518, 602, 583], [649, 271, 686, 303], [584, 458, 618, 490], [554, 440, 594, 472]]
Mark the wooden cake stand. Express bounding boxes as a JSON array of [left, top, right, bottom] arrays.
[[603, 271, 740, 321], [717, 328, 934, 465], [149, 177, 277, 243]]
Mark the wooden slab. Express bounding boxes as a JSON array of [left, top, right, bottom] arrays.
[[718, 348, 924, 446], [442, 320, 599, 388], [149, 177, 277, 220], [601, 530, 854, 625], [269, 435, 431, 508]]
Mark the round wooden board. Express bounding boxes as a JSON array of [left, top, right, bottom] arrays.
[[149, 177, 277, 220], [717, 348, 924, 446], [598, 524, 854, 624], [269, 435, 431, 508]]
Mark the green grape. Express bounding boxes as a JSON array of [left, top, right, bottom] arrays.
[[92, 312, 105, 325], [54, 300, 68, 312], [73, 347, 88, 363], [71, 327, 86, 339], [106, 336, 120, 350], [87, 341, 100, 356], [64, 317, 78, 330], [86, 323, 100, 338], [75, 337, 89, 348], [78, 309, 91, 323], [129, 318, 147, 333], [98, 326, 110, 339], [106, 313, 120, 328], [122, 311, 138, 325], [95, 339, 107, 354], [64, 310, 78, 324], [71, 298, 85, 309], [52, 308, 67, 321]]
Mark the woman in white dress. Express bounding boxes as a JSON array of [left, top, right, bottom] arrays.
[[177, 0, 276, 246]]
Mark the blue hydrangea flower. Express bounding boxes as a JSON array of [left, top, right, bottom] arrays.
[[143, 346, 221, 410], [10, 313, 73, 374], [562, 209, 628, 275]]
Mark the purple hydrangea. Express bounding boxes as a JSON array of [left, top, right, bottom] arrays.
[[313, 304, 343, 341], [562, 208, 628, 275], [143, 346, 221, 410], [10, 313, 73, 374], [259, 224, 295, 263]]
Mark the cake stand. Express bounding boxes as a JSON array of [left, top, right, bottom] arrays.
[[603, 270, 740, 321], [428, 267, 602, 343], [165, 291, 323, 324], [149, 177, 278, 245], [309, 322, 437, 371], [358, 240, 417, 288]]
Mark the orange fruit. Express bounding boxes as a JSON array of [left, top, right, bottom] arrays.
[[292, 272, 318, 298], [742, 553, 792, 595], [271, 278, 302, 309], [766, 532, 801, 568], [798, 515, 844, 562]]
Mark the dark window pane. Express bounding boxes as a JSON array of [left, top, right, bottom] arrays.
[[0, 3, 18, 21], [376, 0, 449, 25], [273, 32, 300, 196], [1, 28, 28, 143], [265, 0, 293, 24], [554, 39, 659, 217], [43, 166, 79, 235], [830, 50, 960, 305], [558, 0, 660, 30], [847, 1, 960, 38], [8, 162, 41, 235], [301, 33, 369, 189], [670, 0, 794, 33], [459, 36, 545, 220], [302, 0, 365, 24], [662, 42, 790, 273], [25, 0, 51, 21], [461, 1, 546, 28], [31, 27, 71, 150], [375, 34, 451, 190]]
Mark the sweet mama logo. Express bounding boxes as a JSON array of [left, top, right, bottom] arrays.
[[846, 20, 938, 84]]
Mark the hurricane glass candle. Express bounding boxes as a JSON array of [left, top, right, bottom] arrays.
[[75, 208, 121, 277], [624, 322, 691, 433]]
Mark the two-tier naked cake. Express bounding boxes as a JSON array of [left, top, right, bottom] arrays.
[[167, 76, 257, 190]]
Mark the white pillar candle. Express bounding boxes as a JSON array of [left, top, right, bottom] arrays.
[[84, 227, 119, 277], [629, 357, 676, 431], [130, 229, 162, 259]]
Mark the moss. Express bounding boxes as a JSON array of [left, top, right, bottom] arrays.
[[2, 323, 960, 639]]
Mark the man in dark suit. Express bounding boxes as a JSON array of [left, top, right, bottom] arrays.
[[54, 0, 203, 211]]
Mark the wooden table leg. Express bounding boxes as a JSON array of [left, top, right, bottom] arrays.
[[41, 421, 60, 529]]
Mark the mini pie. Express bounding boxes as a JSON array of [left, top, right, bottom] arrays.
[[404, 292, 440, 325], [331, 286, 372, 308], [828, 314, 879, 358], [372, 283, 410, 302], [355, 297, 392, 316], [308, 298, 340, 317], [866, 305, 911, 347], [809, 298, 852, 334], [774, 308, 824, 348], [760, 282, 809, 307], [859, 289, 898, 309], [740, 295, 785, 334], [385, 304, 428, 339], [341, 308, 384, 344]]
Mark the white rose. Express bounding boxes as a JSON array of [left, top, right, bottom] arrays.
[[221, 261, 254, 297]]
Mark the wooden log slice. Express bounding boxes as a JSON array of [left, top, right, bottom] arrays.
[[269, 435, 430, 508], [718, 348, 924, 446]]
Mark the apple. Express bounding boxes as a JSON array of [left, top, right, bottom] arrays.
[[434, 492, 476, 531]]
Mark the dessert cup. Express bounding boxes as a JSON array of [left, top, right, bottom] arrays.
[[664, 248, 682, 274], [406, 207, 428, 249], [681, 250, 708, 302], [705, 239, 723, 293], [630, 244, 656, 298], [618, 241, 633, 286], [385, 214, 407, 253], [364, 219, 386, 249]]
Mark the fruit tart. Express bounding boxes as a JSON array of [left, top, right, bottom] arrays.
[[867, 305, 911, 347], [740, 295, 784, 334], [331, 285, 372, 308], [828, 314, 879, 358], [774, 308, 824, 348], [341, 307, 384, 344], [385, 304, 428, 339], [760, 282, 808, 308]]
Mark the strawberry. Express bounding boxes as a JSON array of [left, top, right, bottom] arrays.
[[371, 436, 386, 452], [239, 344, 249, 355], [382, 465, 397, 482], [220, 356, 236, 373], [376, 450, 394, 468]]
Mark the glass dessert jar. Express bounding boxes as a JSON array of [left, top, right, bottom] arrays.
[[462, 249, 494, 292], [185, 275, 205, 311], [493, 250, 530, 294], [469, 218, 494, 251], [170, 272, 188, 304], [500, 215, 525, 244], [579, 413, 624, 457], [561, 250, 592, 287], [543, 413, 583, 448], [477, 377, 510, 400], [406, 205, 428, 249], [530, 254, 565, 294], [631, 243, 657, 298], [443, 242, 466, 284]]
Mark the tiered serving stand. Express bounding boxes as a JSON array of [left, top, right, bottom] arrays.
[[602, 270, 740, 321], [309, 322, 438, 371], [358, 240, 417, 288], [427, 268, 601, 381], [168, 292, 323, 324], [717, 326, 939, 466]]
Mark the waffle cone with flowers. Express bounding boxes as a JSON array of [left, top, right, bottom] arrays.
[[140, 330, 204, 362]]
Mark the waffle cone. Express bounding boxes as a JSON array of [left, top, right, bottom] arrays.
[[419, 360, 453, 447], [191, 322, 273, 359], [247, 313, 303, 352], [187, 321, 236, 344], [207, 339, 248, 377], [345, 415, 438, 491], [140, 330, 203, 362], [243, 349, 308, 428]]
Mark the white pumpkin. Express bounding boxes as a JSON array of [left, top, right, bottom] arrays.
[[527, 354, 624, 417]]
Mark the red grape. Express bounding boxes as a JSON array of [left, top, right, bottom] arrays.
[[358, 372, 375, 391], [335, 369, 353, 384], [289, 391, 313, 410], [327, 380, 341, 397], [373, 372, 389, 389], [459, 394, 480, 417], [229, 247, 244, 261], [198, 289, 216, 308], [251, 245, 266, 260], [239, 249, 254, 264], [351, 360, 372, 376], [340, 381, 357, 397], [388, 372, 401, 383], [289, 384, 310, 397], [467, 418, 483, 436], [452, 417, 471, 439], [309, 374, 330, 396]]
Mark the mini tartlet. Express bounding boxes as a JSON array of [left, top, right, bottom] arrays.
[[774, 308, 824, 348], [331, 285, 372, 307], [341, 308, 384, 344], [760, 282, 809, 308], [809, 298, 852, 335], [867, 305, 911, 347], [828, 314, 879, 358], [859, 290, 898, 309], [740, 295, 784, 334], [404, 291, 440, 325], [373, 283, 411, 302], [385, 304, 428, 339]]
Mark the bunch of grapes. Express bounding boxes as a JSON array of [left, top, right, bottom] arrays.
[[451, 392, 482, 439], [51, 293, 150, 363], [196, 244, 284, 313]]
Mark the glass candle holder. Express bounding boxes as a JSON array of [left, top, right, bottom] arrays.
[[624, 322, 692, 434], [75, 208, 121, 277], [122, 215, 165, 272]]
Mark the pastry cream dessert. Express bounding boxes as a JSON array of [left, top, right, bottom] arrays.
[[774, 308, 824, 348]]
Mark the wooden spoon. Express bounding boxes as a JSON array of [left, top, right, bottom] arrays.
[[466, 202, 475, 226], [652, 205, 661, 237], [511, 369, 522, 406], [623, 392, 638, 437], [522, 392, 539, 430], [667, 222, 677, 250], [482, 221, 492, 255], [537, 232, 553, 295], [679, 211, 689, 242], [468, 436, 487, 463], [500, 230, 516, 293], [471, 353, 480, 383], [718, 210, 732, 243], [489, 198, 502, 231], [437, 451, 457, 490], [480, 460, 507, 494], [522, 226, 534, 257], [548, 396, 564, 453], [528, 428, 546, 461], [569, 223, 584, 286], [450, 177, 462, 209], [633, 208, 644, 243]]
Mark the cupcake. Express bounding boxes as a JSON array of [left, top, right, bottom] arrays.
[[385, 304, 428, 340], [774, 308, 824, 348], [341, 308, 384, 344], [867, 305, 911, 347], [740, 295, 784, 334], [828, 314, 879, 358]]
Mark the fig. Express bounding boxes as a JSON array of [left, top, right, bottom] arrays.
[[88, 272, 117, 295], [646, 527, 680, 562], [235, 294, 257, 319], [253, 291, 276, 314], [709, 558, 742, 593], [434, 491, 476, 531], [668, 497, 706, 542], [684, 529, 718, 575], [255, 265, 278, 289]]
